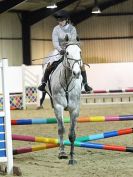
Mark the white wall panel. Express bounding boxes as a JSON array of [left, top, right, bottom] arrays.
[[1, 63, 133, 93]]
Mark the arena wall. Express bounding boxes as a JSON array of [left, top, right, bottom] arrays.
[[0, 63, 133, 94]]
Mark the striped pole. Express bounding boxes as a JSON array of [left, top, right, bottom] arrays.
[[73, 141, 133, 152], [12, 134, 59, 144], [12, 127, 133, 154], [12, 127, 133, 143], [76, 128, 133, 142], [13, 141, 133, 155], [11, 115, 133, 125], [82, 88, 133, 94], [13, 143, 58, 155]]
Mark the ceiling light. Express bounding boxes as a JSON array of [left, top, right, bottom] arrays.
[[92, 0, 101, 14], [92, 6, 101, 14], [46, 4, 57, 9]]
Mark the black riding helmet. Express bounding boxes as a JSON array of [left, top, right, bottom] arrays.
[[54, 10, 70, 21]]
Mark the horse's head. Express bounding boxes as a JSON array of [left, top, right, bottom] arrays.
[[63, 36, 82, 79]]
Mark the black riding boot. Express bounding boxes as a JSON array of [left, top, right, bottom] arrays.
[[81, 70, 92, 92], [38, 68, 50, 91], [38, 59, 63, 92]]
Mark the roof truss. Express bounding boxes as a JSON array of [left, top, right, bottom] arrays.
[[0, 0, 25, 14], [28, 0, 79, 26]]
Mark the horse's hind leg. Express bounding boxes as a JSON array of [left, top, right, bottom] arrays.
[[54, 105, 68, 159], [68, 110, 78, 165]]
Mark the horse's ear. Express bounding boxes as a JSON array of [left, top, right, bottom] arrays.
[[76, 36, 80, 41], [65, 34, 69, 42]]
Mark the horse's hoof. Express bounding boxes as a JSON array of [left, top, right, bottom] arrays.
[[58, 152, 68, 159], [68, 159, 77, 165]]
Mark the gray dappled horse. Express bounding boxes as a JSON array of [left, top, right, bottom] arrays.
[[45, 40, 82, 164]]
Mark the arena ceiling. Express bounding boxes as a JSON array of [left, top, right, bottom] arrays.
[[0, 0, 132, 25]]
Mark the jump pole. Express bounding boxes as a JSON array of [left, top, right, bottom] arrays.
[[11, 115, 133, 125], [82, 88, 133, 94], [13, 143, 58, 155], [13, 141, 133, 155], [0, 59, 13, 174], [12, 127, 133, 154], [12, 127, 133, 143], [72, 142, 133, 152]]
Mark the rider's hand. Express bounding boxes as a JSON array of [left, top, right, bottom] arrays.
[[60, 50, 66, 55]]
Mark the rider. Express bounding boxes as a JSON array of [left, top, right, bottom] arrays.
[[38, 10, 92, 92]]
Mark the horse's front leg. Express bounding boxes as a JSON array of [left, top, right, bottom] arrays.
[[54, 105, 68, 159], [68, 110, 79, 165]]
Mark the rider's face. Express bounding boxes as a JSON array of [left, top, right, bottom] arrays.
[[58, 19, 67, 27]]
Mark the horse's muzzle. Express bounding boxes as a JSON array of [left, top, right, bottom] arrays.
[[72, 71, 80, 79]]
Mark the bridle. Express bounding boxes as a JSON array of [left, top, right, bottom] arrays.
[[62, 44, 82, 71], [59, 44, 82, 103]]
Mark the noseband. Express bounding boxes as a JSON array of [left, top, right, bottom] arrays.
[[66, 57, 82, 71]]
